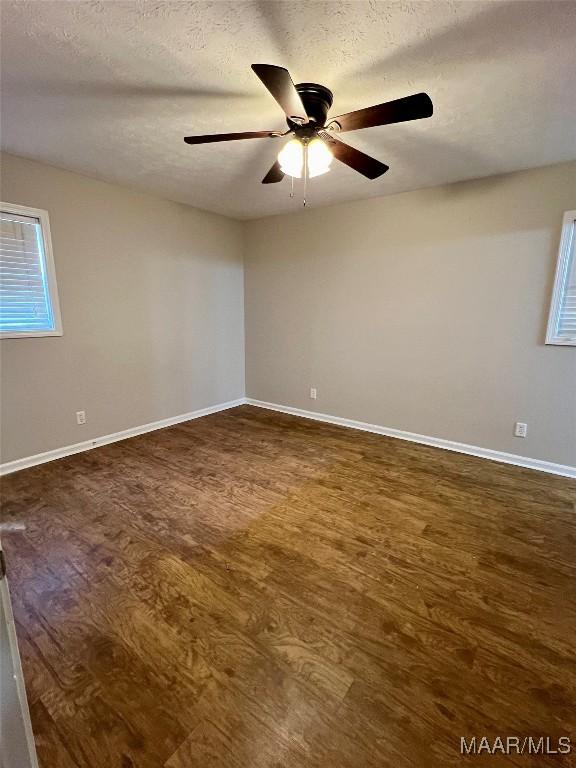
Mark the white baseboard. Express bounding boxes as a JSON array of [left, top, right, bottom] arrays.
[[0, 398, 246, 476], [3, 397, 574, 480], [245, 399, 576, 479]]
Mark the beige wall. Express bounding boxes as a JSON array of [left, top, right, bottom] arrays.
[[245, 162, 576, 467], [2, 154, 575, 469], [0, 153, 245, 463]]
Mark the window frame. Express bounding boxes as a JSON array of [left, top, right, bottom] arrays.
[[545, 210, 576, 347], [0, 201, 63, 339]]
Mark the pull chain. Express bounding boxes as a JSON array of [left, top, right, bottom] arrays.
[[303, 142, 308, 207], [284, 140, 310, 206]]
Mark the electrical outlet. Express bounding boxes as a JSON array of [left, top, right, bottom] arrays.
[[76, 410, 86, 425], [514, 422, 527, 438], [310, 387, 317, 400]]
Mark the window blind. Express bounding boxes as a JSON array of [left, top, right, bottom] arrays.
[[0, 211, 55, 333], [556, 219, 576, 340]]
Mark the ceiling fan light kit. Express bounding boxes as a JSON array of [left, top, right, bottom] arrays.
[[183, 64, 434, 206], [278, 137, 333, 179]]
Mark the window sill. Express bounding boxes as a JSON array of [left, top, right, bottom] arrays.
[[0, 330, 63, 340]]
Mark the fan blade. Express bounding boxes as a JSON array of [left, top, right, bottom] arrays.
[[262, 160, 285, 184], [319, 132, 389, 179], [184, 131, 279, 145], [251, 64, 308, 122], [331, 93, 433, 132]]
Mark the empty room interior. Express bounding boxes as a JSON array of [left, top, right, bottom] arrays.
[[1, 1, 575, 766]]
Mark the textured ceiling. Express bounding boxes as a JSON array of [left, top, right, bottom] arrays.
[[1, 1, 575, 220]]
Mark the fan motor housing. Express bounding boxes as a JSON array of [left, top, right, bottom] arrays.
[[288, 83, 334, 132]]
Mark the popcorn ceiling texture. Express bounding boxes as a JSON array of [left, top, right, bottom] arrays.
[[1, 0, 575, 220]]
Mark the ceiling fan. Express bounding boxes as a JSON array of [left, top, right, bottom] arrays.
[[184, 64, 433, 187]]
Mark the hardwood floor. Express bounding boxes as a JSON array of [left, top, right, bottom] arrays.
[[1, 404, 575, 768]]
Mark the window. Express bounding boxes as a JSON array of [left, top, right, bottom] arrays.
[[546, 210, 576, 346], [0, 202, 62, 338]]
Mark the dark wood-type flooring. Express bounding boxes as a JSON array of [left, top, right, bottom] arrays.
[[1, 405, 575, 767]]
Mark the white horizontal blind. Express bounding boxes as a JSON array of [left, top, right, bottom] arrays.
[[557, 218, 576, 339], [0, 211, 55, 333]]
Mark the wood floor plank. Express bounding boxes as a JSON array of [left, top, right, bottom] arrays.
[[1, 405, 575, 767]]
